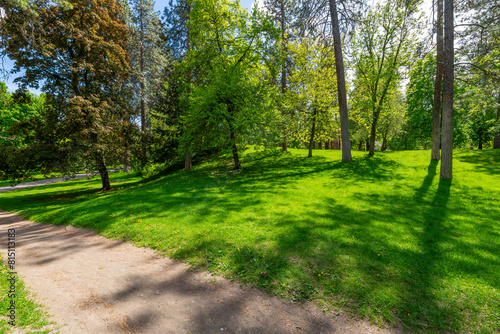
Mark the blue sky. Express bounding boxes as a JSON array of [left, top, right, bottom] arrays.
[[1, 0, 257, 94]]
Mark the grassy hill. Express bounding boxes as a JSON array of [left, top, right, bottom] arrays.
[[1, 148, 499, 333]]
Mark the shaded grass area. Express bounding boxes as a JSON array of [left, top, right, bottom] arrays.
[[0, 148, 499, 333], [0, 257, 54, 333]]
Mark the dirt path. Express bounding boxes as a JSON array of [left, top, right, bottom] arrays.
[[0, 175, 89, 193], [0, 210, 399, 334], [0, 169, 121, 193]]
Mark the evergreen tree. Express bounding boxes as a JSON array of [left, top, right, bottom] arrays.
[[129, 0, 170, 166]]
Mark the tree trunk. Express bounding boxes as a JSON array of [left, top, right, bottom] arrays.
[[280, 0, 288, 152], [494, 94, 500, 148], [366, 139, 370, 151], [478, 136, 483, 150], [328, 0, 352, 162], [230, 131, 240, 169], [358, 140, 363, 151], [90, 132, 111, 191], [96, 150, 110, 191], [308, 109, 317, 158], [184, 4, 193, 171], [123, 148, 131, 173], [381, 133, 387, 151], [423, 141, 427, 150], [140, 3, 147, 167], [318, 142, 323, 149], [123, 114, 132, 173], [440, 0, 454, 180], [184, 152, 192, 171], [369, 119, 377, 155], [432, 0, 444, 160]]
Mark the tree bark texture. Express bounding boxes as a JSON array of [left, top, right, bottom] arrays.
[[308, 109, 317, 158], [184, 4, 193, 170], [381, 133, 387, 151], [328, 0, 352, 162], [140, 3, 147, 167], [123, 114, 132, 173], [280, 0, 288, 152], [90, 132, 111, 191], [230, 131, 240, 169], [369, 119, 378, 155], [123, 148, 131, 173], [440, 0, 454, 180], [184, 152, 192, 171], [432, 0, 444, 160]]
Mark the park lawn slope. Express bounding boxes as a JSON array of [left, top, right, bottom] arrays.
[[0, 148, 499, 333]]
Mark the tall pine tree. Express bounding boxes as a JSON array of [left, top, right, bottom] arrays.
[[129, 0, 170, 166]]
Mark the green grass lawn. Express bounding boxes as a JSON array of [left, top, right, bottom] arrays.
[[0, 148, 499, 333], [0, 257, 53, 333]]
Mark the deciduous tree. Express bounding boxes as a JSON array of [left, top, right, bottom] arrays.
[[1, 0, 130, 190], [351, 0, 420, 156]]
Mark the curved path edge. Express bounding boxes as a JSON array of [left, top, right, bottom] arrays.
[[0, 210, 399, 334]]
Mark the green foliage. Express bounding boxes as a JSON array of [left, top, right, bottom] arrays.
[[350, 0, 422, 154], [286, 38, 339, 148], [179, 0, 281, 167], [1, 149, 499, 333], [0, 83, 45, 147], [128, 0, 171, 163], [406, 54, 435, 146], [1, 0, 131, 189], [402, 53, 492, 150]]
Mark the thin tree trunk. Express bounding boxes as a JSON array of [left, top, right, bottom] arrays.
[[308, 109, 317, 158], [90, 132, 110, 191], [140, 2, 147, 167], [358, 140, 362, 151], [478, 134, 483, 150], [230, 131, 240, 169], [319, 142, 323, 149], [123, 114, 132, 173], [328, 0, 352, 162], [366, 139, 370, 151], [325, 141, 330, 149], [432, 0, 444, 160], [123, 148, 131, 172], [381, 133, 387, 151], [440, 0, 454, 180], [280, 0, 288, 152], [369, 118, 377, 155], [184, 152, 192, 170], [494, 94, 500, 148], [423, 141, 427, 150], [184, 4, 192, 171]]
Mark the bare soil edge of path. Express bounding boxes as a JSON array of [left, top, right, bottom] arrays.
[[0, 210, 402, 334], [0, 169, 121, 193]]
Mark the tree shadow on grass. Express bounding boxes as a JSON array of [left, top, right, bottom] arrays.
[[2, 151, 499, 332], [308, 162, 499, 333], [454, 150, 500, 176], [0, 212, 335, 334]]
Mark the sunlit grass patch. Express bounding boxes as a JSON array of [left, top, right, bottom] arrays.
[[0, 257, 54, 333], [0, 149, 499, 333]]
